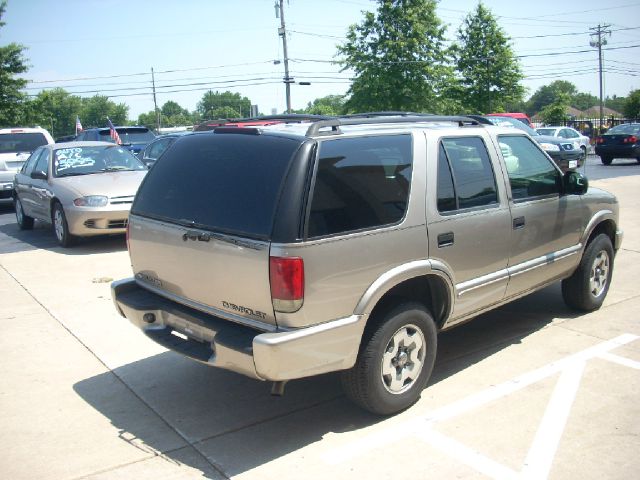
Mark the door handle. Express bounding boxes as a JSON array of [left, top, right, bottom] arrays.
[[513, 216, 525, 229], [438, 232, 454, 248]]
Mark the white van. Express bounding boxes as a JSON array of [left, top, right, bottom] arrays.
[[0, 127, 54, 200]]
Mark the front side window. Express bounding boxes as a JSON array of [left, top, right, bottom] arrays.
[[33, 149, 49, 176], [21, 148, 44, 175], [436, 137, 498, 212], [498, 135, 561, 201], [308, 135, 412, 238]]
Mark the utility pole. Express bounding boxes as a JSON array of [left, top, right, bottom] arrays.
[[151, 67, 160, 132], [276, 0, 292, 113], [590, 24, 611, 133]]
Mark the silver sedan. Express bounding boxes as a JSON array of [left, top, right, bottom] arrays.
[[13, 141, 147, 247], [535, 126, 591, 158]]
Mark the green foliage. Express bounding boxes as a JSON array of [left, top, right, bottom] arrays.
[[338, 0, 456, 114], [526, 81, 578, 116], [453, 2, 524, 113], [0, 1, 29, 127], [27, 88, 82, 138], [606, 94, 627, 114], [572, 92, 599, 111], [539, 92, 571, 125], [197, 90, 251, 119], [295, 95, 346, 116], [79, 95, 128, 128], [623, 90, 640, 118]]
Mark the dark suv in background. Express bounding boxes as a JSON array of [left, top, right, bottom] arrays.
[[76, 126, 155, 157]]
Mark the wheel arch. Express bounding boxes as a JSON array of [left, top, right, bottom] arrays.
[[581, 212, 617, 252], [354, 260, 454, 331]]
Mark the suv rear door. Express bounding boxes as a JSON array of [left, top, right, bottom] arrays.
[[128, 132, 307, 330], [427, 132, 512, 323]]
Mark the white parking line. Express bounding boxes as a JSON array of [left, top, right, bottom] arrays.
[[325, 333, 639, 479]]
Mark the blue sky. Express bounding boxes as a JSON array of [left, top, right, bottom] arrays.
[[3, 0, 639, 119]]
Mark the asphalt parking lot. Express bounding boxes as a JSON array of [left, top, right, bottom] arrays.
[[1, 154, 639, 480]]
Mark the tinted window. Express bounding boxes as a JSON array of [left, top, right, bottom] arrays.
[[0, 132, 48, 154], [98, 128, 155, 144], [437, 144, 456, 212], [308, 135, 412, 238], [439, 137, 498, 211], [132, 133, 303, 239], [607, 124, 640, 135], [33, 149, 49, 176], [499, 135, 561, 201]]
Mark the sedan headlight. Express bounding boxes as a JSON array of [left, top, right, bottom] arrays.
[[539, 143, 560, 152], [73, 195, 108, 207]]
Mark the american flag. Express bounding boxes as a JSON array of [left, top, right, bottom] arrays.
[[75, 116, 83, 134], [107, 118, 122, 145]]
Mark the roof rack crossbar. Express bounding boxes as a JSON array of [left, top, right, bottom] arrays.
[[305, 115, 480, 137]]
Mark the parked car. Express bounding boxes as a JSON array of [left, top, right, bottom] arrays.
[[486, 112, 532, 127], [594, 123, 640, 165], [112, 114, 621, 415], [75, 126, 155, 157], [13, 141, 147, 247], [0, 127, 54, 201], [481, 115, 584, 170], [536, 126, 590, 158], [139, 132, 189, 167]]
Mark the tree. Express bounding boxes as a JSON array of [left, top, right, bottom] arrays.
[[79, 95, 128, 128], [197, 90, 251, 119], [526, 81, 577, 116], [453, 2, 524, 114], [29, 88, 82, 138], [572, 92, 599, 112], [338, 0, 456, 113], [0, 1, 29, 126], [295, 95, 346, 116], [623, 90, 640, 119], [539, 92, 571, 125]]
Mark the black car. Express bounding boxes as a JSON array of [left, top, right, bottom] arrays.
[[139, 132, 190, 167], [469, 115, 584, 171], [76, 126, 155, 157], [594, 123, 640, 165]]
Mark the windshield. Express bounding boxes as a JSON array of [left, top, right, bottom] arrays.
[[53, 145, 147, 177], [607, 124, 640, 135], [98, 128, 155, 144], [0, 132, 48, 154], [486, 116, 539, 136], [536, 128, 556, 136]]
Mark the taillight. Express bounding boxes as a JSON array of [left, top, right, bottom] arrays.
[[270, 256, 304, 313], [623, 135, 638, 143], [596, 136, 604, 144]]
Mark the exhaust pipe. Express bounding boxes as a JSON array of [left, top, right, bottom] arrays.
[[270, 381, 287, 396]]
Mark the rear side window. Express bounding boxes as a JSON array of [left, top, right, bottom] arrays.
[[307, 134, 412, 238], [437, 137, 498, 212], [132, 133, 303, 239]]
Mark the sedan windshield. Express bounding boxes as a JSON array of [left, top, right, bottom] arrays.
[[607, 124, 640, 135], [53, 145, 147, 177], [536, 128, 557, 136]]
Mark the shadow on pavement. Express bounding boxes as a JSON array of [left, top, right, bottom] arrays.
[[73, 282, 579, 478], [0, 207, 127, 255], [582, 156, 640, 181]]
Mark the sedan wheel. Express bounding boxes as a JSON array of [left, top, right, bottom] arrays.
[[15, 197, 34, 230]]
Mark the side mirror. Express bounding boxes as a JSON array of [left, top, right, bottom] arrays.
[[31, 170, 48, 180], [564, 170, 588, 195]]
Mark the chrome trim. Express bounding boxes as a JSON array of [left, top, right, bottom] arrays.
[[135, 279, 278, 333], [508, 244, 582, 278], [457, 268, 509, 297]]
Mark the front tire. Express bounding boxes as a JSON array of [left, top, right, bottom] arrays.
[[562, 234, 614, 311], [52, 202, 75, 247], [14, 197, 34, 230], [341, 303, 437, 415]]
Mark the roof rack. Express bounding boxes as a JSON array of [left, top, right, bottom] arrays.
[[305, 115, 481, 137], [339, 111, 434, 119], [194, 114, 335, 132]]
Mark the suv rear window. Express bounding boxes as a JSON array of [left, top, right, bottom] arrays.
[[98, 128, 155, 143], [308, 134, 412, 238], [0, 133, 48, 154], [132, 133, 304, 238]]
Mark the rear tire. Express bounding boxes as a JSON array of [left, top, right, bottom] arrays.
[[600, 156, 613, 165], [14, 197, 34, 230], [341, 303, 437, 415], [562, 234, 614, 312]]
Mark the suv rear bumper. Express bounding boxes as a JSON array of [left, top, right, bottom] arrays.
[[111, 278, 366, 381]]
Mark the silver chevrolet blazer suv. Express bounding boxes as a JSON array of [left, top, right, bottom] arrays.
[[112, 115, 622, 415]]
